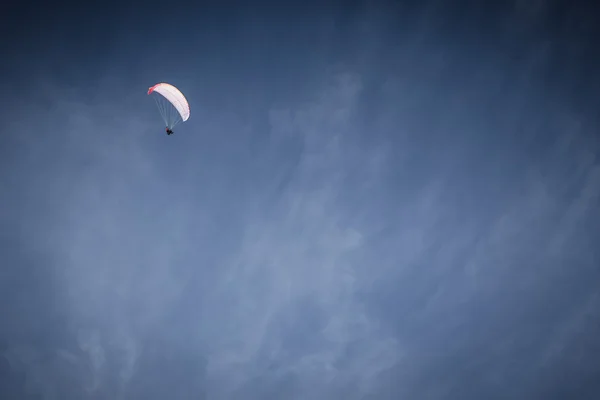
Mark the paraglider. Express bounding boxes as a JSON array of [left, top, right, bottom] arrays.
[[148, 83, 190, 135]]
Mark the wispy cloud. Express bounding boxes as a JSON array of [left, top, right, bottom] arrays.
[[2, 5, 600, 399]]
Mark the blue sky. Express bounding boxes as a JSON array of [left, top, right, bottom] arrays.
[[1, 1, 600, 399]]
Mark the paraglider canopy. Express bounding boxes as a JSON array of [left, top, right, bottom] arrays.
[[148, 83, 190, 131]]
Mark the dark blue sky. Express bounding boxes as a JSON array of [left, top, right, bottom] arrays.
[[2, 1, 600, 399]]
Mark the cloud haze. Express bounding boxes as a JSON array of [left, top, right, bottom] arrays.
[[2, 1, 600, 399]]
